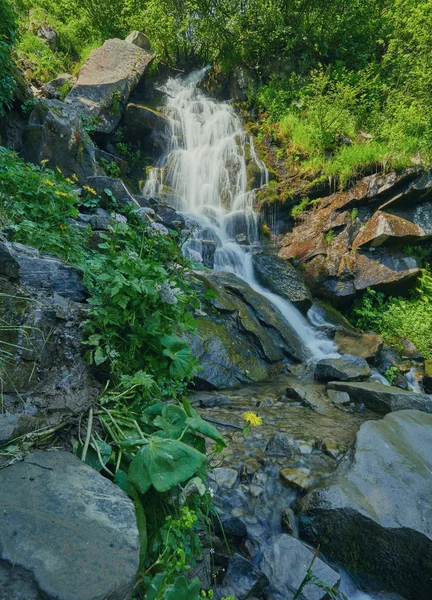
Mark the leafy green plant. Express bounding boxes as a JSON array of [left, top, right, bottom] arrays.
[[325, 229, 336, 245], [100, 158, 121, 178], [291, 197, 310, 220], [0, 0, 18, 115], [384, 366, 400, 385]]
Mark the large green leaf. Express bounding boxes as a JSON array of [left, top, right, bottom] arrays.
[[164, 576, 201, 600], [128, 436, 206, 493], [185, 416, 225, 446]]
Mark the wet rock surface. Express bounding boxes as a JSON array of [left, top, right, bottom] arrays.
[[314, 354, 371, 382], [327, 380, 432, 413], [260, 534, 341, 600], [299, 410, 432, 599], [252, 253, 312, 312], [0, 451, 139, 600], [195, 375, 380, 597], [185, 271, 314, 388]]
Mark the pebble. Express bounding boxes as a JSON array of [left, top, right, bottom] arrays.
[[279, 467, 311, 491]]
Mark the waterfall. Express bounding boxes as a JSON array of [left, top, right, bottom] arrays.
[[145, 69, 336, 360]]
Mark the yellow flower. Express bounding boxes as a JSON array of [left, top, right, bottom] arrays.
[[72, 173, 78, 182], [44, 179, 55, 186], [55, 191, 70, 197], [65, 177, 74, 184], [56, 166, 62, 174], [59, 223, 67, 230], [40, 159, 49, 165], [83, 185, 97, 195], [242, 411, 263, 427]]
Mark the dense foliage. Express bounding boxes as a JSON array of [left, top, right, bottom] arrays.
[[0, 0, 18, 115], [0, 147, 226, 599], [348, 271, 432, 360]]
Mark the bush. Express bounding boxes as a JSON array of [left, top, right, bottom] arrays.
[[0, 0, 18, 115], [348, 274, 432, 359]]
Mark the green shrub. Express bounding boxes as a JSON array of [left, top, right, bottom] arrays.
[[0, 0, 18, 115], [348, 275, 432, 359]]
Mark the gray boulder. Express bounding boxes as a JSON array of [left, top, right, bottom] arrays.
[[314, 354, 371, 382], [66, 38, 154, 134], [252, 253, 312, 313], [185, 271, 311, 389], [0, 451, 139, 600], [125, 31, 151, 50], [260, 534, 341, 600], [223, 554, 269, 600], [327, 380, 432, 414], [23, 99, 102, 182], [0, 242, 86, 302], [299, 410, 432, 599], [0, 244, 99, 418]]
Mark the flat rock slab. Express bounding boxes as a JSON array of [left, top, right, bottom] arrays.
[[299, 410, 432, 599], [260, 534, 341, 600], [0, 451, 139, 600], [223, 553, 269, 600], [314, 354, 371, 382], [327, 380, 432, 414], [285, 381, 330, 410]]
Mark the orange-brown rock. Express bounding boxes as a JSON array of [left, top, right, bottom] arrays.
[[277, 169, 432, 304], [352, 211, 426, 249]]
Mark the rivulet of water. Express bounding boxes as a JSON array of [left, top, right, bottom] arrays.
[[144, 69, 337, 360]]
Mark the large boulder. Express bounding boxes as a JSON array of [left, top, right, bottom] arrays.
[[252, 253, 312, 313], [0, 451, 139, 600], [23, 99, 102, 181], [327, 380, 432, 414], [299, 410, 432, 599], [85, 176, 139, 208], [185, 271, 311, 389], [314, 355, 371, 382], [66, 38, 154, 134], [260, 534, 341, 600]]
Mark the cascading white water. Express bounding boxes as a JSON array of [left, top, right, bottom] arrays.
[[144, 69, 337, 360]]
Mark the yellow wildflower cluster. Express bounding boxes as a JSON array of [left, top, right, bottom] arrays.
[[44, 179, 55, 187], [83, 185, 97, 195], [55, 191, 70, 198], [242, 411, 263, 427], [40, 159, 49, 165]]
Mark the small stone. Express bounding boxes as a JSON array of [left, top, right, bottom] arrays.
[[212, 467, 238, 489], [249, 485, 263, 498], [279, 467, 311, 491], [266, 433, 293, 457], [235, 233, 249, 245], [298, 440, 314, 454], [242, 458, 260, 475], [327, 389, 351, 405], [281, 508, 297, 535], [125, 31, 151, 50]]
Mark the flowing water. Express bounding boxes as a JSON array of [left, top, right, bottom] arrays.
[[144, 69, 336, 360], [143, 70, 401, 600]]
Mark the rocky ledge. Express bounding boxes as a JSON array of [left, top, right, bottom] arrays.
[[299, 410, 432, 599]]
